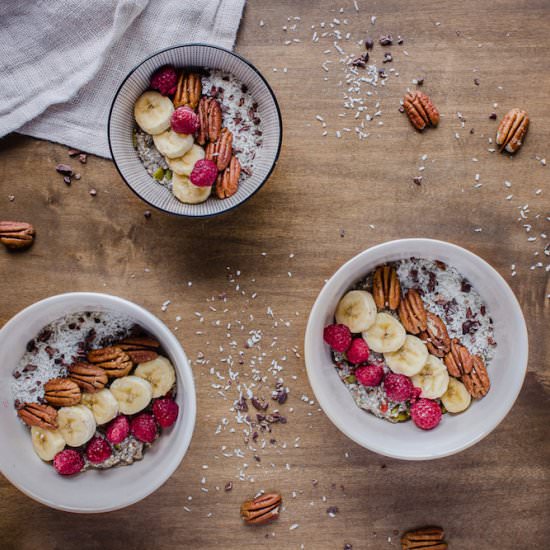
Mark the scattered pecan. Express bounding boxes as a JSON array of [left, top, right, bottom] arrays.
[[496, 108, 529, 154], [206, 127, 233, 171], [401, 526, 447, 549], [116, 337, 159, 363], [462, 355, 490, 398], [403, 91, 440, 131], [0, 221, 35, 250], [398, 289, 427, 334], [215, 155, 241, 199], [419, 312, 451, 357], [372, 265, 401, 310], [240, 492, 282, 525], [17, 402, 58, 430], [443, 338, 473, 377], [87, 346, 133, 378], [44, 378, 81, 407], [174, 72, 201, 110], [68, 363, 108, 393]]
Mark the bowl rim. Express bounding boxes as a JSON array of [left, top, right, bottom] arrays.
[[0, 292, 197, 512], [304, 238, 529, 460], [107, 43, 283, 218]]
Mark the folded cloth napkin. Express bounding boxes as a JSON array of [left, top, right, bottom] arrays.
[[0, 0, 245, 158]]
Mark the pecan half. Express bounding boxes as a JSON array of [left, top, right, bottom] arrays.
[[116, 337, 160, 364], [462, 355, 490, 398], [87, 346, 133, 378], [44, 378, 81, 407], [240, 492, 282, 525], [197, 97, 210, 145], [372, 265, 401, 310], [174, 72, 201, 110], [0, 221, 35, 250], [215, 155, 241, 199], [207, 98, 222, 142], [398, 289, 427, 334], [206, 127, 233, 171], [17, 402, 58, 430], [443, 338, 473, 377], [419, 312, 451, 357], [496, 108, 529, 154], [403, 91, 440, 131], [68, 363, 108, 393], [401, 526, 447, 549]]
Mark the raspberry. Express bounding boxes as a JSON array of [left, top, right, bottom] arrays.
[[323, 324, 352, 352], [383, 372, 414, 402], [410, 398, 442, 430], [53, 449, 84, 476], [150, 65, 178, 96], [86, 436, 112, 464], [105, 415, 130, 444], [190, 159, 218, 187], [355, 364, 384, 387], [130, 413, 158, 443], [153, 397, 180, 428], [346, 338, 370, 364], [171, 106, 200, 135]]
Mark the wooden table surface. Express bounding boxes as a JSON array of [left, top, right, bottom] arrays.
[[1, 1, 549, 548]]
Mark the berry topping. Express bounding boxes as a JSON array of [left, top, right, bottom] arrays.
[[410, 398, 442, 430], [346, 338, 370, 364], [105, 415, 130, 444], [171, 106, 200, 135], [190, 159, 218, 187], [53, 449, 84, 476], [150, 65, 178, 96], [355, 364, 384, 387], [86, 436, 112, 464], [130, 413, 158, 443], [153, 397, 180, 428], [323, 324, 352, 352], [383, 372, 414, 402]]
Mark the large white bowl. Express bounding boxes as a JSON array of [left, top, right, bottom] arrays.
[[0, 293, 196, 512], [305, 239, 528, 460]]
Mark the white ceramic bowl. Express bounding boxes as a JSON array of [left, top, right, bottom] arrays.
[[305, 239, 528, 460], [0, 293, 196, 512], [108, 44, 282, 217]]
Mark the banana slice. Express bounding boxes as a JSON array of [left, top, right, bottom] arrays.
[[81, 388, 119, 425], [110, 375, 153, 415], [57, 405, 96, 447], [135, 356, 176, 398], [384, 335, 428, 377], [134, 91, 174, 135], [363, 312, 406, 353], [335, 290, 377, 333], [31, 426, 66, 461], [153, 129, 194, 159], [172, 173, 211, 204], [411, 355, 450, 399], [441, 377, 471, 413], [166, 144, 205, 175]]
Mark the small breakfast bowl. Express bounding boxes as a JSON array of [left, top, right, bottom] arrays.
[[0, 293, 196, 513], [108, 43, 282, 217], [304, 239, 528, 460]]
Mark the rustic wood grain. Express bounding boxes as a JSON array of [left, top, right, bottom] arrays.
[[1, 0, 549, 548]]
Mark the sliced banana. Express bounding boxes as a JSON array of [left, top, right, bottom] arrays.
[[81, 388, 119, 425], [31, 426, 66, 461], [335, 290, 377, 333], [153, 129, 194, 159], [57, 405, 96, 447], [135, 356, 176, 398], [411, 355, 450, 399], [363, 312, 406, 353], [172, 173, 211, 204], [134, 91, 174, 135], [110, 375, 153, 415], [384, 335, 428, 377], [441, 377, 471, 413], [166, 144, 205, 175]]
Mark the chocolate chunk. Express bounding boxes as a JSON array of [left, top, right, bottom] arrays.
[[489, 113, 497, 120], [379, 34, 393, 45]]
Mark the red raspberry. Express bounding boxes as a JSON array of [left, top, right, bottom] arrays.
[[323, 324, 352, 352], [86, 436, 112, 464], [105, 415, 130, 444], [53, 449, 84, 476], [171, 106, 200, 135], [150, 65, 178, 96], [130, 413, 158, 443], [346, 338, 370, 364], [153, 397, 180, 428], [190, 159, 218, 187], [383, 372, 414, 402], [411, 398, 442, 430], [355, 364, 384, 387]]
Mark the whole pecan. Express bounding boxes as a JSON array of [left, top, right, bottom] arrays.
[[419, 312, 451, 357], [44, 378, 81, 407], [443, 338, 473, 377], [116, 337, 160, 364], [207, 98, 222, 142], [206, 128, 233, 171], [496, 108, 529, 154], [215, 155, 241, 199], [174, 72, 201, 110], [462, 355, 490, 398], [0, 221, 35, 250], [17, 402, 58, 430], [403, 91, 440, 131], [401, 526, 447, 549], [68, 362, 108, 393], [372, 265, 401, 310], [398, 289, 427, 334], [197, 97, 210, 145], [240, 492, 282, 525], [87, 346, 133, 378]]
